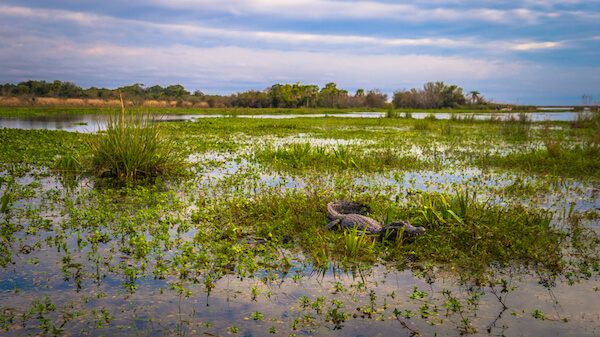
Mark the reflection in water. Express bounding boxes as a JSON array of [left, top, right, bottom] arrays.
[[0, 162, 599, 336], [0, 111, 585, 133]]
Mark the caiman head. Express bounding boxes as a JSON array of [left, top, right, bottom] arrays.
[[379, 220, 426, 241]]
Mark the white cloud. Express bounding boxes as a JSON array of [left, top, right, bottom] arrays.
[[511, 41, 561, 50], [0, 5, 102, 25], [142, 0, 579, 24], [0, 5, 568, 53], [0, 35, 523, 91]]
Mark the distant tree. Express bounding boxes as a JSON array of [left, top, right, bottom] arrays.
[[58, 81, 83, 98], [393, 82, 466, 109], [164, 84, 189, 99], [319, 82, 348, 108], [441, 84, 465, 107], [364, 89, 388, 108], [469, 90, 480, 104], [14, 84, 30, 96]]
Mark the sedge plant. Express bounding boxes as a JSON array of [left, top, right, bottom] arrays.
[[85, 97, 185, 182]]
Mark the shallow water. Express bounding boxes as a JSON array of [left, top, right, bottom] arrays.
[[1, 114, 599, 336], [0, 111, 584, 133]]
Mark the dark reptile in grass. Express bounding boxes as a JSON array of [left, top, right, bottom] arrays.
[[324, 199, 425, 241]]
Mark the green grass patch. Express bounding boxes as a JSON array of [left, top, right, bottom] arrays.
[[253, 142, 440, 172], [479, 143, 600, 179], [400, 190, 564, 274]]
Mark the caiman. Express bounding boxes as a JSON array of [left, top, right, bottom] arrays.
[[324, 199, 425, 241]]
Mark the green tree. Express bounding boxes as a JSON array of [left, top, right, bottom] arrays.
[[164, 84, 189, 99], [469, 90, 480, 104], [365, 89, 388, 108]]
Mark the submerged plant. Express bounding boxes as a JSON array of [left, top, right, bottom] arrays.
[[55, 147, 82, 188], [85, 101, 186, 182], [0, 179, 12, 215]]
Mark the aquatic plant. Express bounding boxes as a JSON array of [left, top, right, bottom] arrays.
[[499, 112, 532, 139], [343, 226, 377, 261], [385, 104, 399, 118], [0, 179, 11, 215], [84, 104, 186, 181], [413, 118, 434, 130]]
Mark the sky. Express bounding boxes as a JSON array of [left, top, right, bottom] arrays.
[[1, 1, 599, 105]]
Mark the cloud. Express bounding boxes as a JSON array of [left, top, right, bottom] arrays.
[[511, 41, 561, 50], [142, 0, 585, 24], [0, 35, 523, 91], [0, 5, 568, 54], [1, 2, 597, 104], [0, 5, 102, 26]]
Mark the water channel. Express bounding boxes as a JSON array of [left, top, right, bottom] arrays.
[[0, 111, 584, 133]]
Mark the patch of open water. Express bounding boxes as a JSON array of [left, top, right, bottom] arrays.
[[0, 111, 585, 133]]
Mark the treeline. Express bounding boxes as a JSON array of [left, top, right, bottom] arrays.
[[0, 80, 487, 109]]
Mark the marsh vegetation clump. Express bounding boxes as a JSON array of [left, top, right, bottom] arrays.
[[253, 142, 440, 172], [499, 112, 532, 139], [403, 189, 563, 273], [85, 108, 186, 182], [384, 104, 399, 119]]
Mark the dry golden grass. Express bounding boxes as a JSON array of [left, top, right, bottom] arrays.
[[141, 100, 209, 108], [0, 97, 21, 106], [0, 97, 210, 108], [0, 97, 121, 108]]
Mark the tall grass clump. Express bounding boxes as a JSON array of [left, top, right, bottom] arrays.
[[413, 118, 434, 130], [385, 104, 399, 118], [85, 103, 185, 182], [55, 147, 83, 188], [500, 112, 531, 139]]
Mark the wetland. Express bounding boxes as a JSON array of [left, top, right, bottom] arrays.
[[0, 108, 599, 336]]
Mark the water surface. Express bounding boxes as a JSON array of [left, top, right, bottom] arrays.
[[0, 111, 584, 133]]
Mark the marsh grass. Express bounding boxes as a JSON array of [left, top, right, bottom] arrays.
[[450, 113, 475, 123], [403, 189, 564, 273], [84, 106, 186, 182], [253, 142, 438, 172], [55, 148, 82, 189], [413, 118, 434, 130], [479, 143, 600, 178], [193, 181, 573, 275], [500, 112, 532, 139], [343, 226, 377, 261], [571, 110, 600, 129], [385, 104, 399, 118]]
